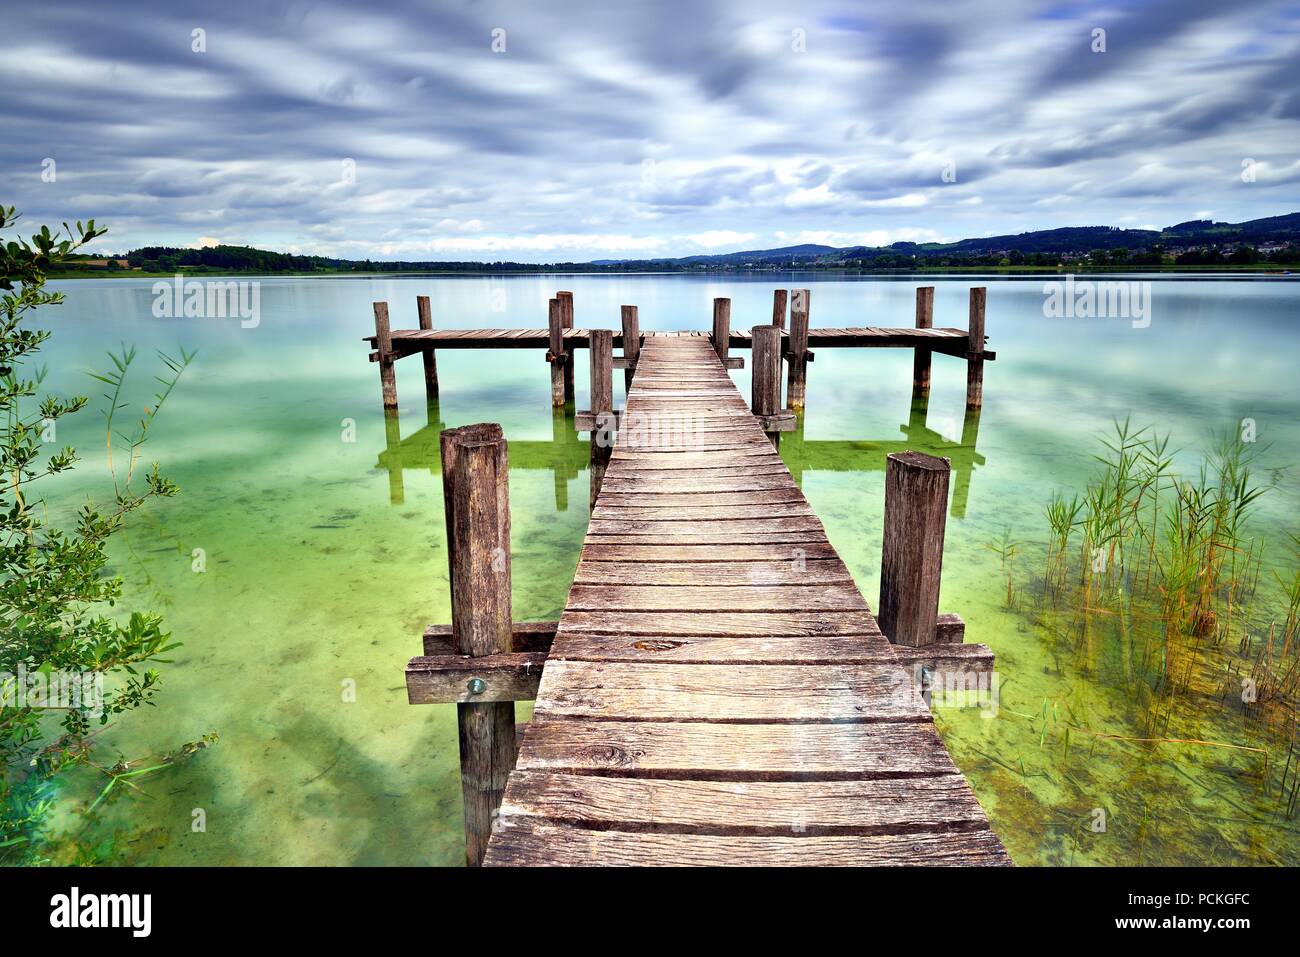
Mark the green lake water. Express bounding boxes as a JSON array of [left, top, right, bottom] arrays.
[[29, 273, 1300, 865]]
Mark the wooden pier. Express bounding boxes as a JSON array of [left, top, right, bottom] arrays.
[[390, 287, 1008, 866], [364, 287, 995, 413]]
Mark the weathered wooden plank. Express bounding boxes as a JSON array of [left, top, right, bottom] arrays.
[[498, 770, 992, 836], [549, 632, 896, 664], [566, 583, 869, 612], [607, 460, 787, 474], [484, 818, 1011, 866], [593, 490, 809, 508], [533, 660, 923, 721], [571, 558, 853, 586], [584, 531, 827, 545], [515, 717, 958, 778], [587, 517, 822, 536], [559, 609, 883, 636], [591, 502, 816, 521], [609, 451, 782, 468], [580, 542, 840, 562], [597, 474, 796, 493]]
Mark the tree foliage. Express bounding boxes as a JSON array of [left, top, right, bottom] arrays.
[[1, 207, 205, 863]]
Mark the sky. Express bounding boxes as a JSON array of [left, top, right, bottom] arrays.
[[4, 0, 1299, 262]]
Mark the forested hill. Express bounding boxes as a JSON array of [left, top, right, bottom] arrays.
[[59, 211, 1300, 274]]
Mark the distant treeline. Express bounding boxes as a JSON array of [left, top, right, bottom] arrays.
[[50, 210, 1300, 274], [53, 241, 1299, 275]]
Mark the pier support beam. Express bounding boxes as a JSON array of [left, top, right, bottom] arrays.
[[966, 287, 986, 411], [786, 288, 811, 411], [547, 298, 566, 408], [879, 451, 950, 648], [711, 297, 731, 366], [373, 301, 397, 410], [620, 305, 640, 391], [558, 291, 575, 404], [588, 328, 614, 509], [440, 423, 516, 867], [417, 295, 439, 401], [912, 286, 934, 398], [751, 325, 786, 448], [772, 288, 787, 330]]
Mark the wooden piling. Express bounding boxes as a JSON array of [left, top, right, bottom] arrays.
[[439, 423, 515, 867], [547, 298, 565, 408], [374, 301, 397, 410], [416, 295, 439, 400], [912, 286, 934, 397], [879, 451, 950, 648], [751, 324, 782, 448], [711, 298, 731, 364], [786, 288, 810, 411], [588, 328, 614, 509], [966, 287, 986, 410], [620, 305, 640, 390], [772, 289, 787, 330], [558, 291, 575, 403]]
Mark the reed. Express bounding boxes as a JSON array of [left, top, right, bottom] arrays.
[[1021, 419, 1298, 820]]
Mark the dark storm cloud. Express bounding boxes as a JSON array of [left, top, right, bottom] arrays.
[[2, 0, 1297, 260]]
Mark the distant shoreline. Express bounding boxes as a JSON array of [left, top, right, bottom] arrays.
[[48, 263, 1297, 280]]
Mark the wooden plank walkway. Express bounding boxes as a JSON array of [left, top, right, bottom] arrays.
[[483, 335, 1009, 866], [369, 325, 976, 356]]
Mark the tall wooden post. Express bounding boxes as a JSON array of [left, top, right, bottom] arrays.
[[879, 451, 950, 648], [374, 301, 397, 410], [772, 289, 788, 330], [588, 328, 614, 509], [786, 288, 810, 411], [558, 291, 575, 403], [416, 295, 439, 401], [966, 287, 986, 410], [912, 286, 934, 398], [711, 298, 731, 364], [751, 325, 782, 448], [547, 298, 565, 408], [620, 305, 640, 390], [439, 423, 515, 867]]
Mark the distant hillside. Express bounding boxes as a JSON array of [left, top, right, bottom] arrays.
[[55, 211, 1300, 275]]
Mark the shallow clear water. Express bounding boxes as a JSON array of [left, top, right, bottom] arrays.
[[30, 272, 1300, 865]]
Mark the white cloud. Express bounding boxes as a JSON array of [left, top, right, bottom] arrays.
[[685, 230, 757, 249]]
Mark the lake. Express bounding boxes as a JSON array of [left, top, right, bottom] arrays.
[[34, 272, 1300, 865]]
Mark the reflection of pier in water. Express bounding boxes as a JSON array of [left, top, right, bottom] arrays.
[[376, 393, 984, 519], [784, 397, 984, 519], [377, 401, 588, 509]]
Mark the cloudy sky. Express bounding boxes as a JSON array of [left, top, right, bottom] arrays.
[[5, 0, 1299, 261]]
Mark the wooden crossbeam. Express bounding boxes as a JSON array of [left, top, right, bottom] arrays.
[[407, 652, 548, 704]]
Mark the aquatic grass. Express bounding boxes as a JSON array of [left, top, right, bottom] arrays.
[[1018, 418, 1299, 826], [983, 527, 1021, 607]]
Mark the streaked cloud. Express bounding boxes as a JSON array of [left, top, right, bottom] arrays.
[[3, 0, 1297, 261]]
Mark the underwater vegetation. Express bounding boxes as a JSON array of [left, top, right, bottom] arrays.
[[989, 418, 1300, 861]]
